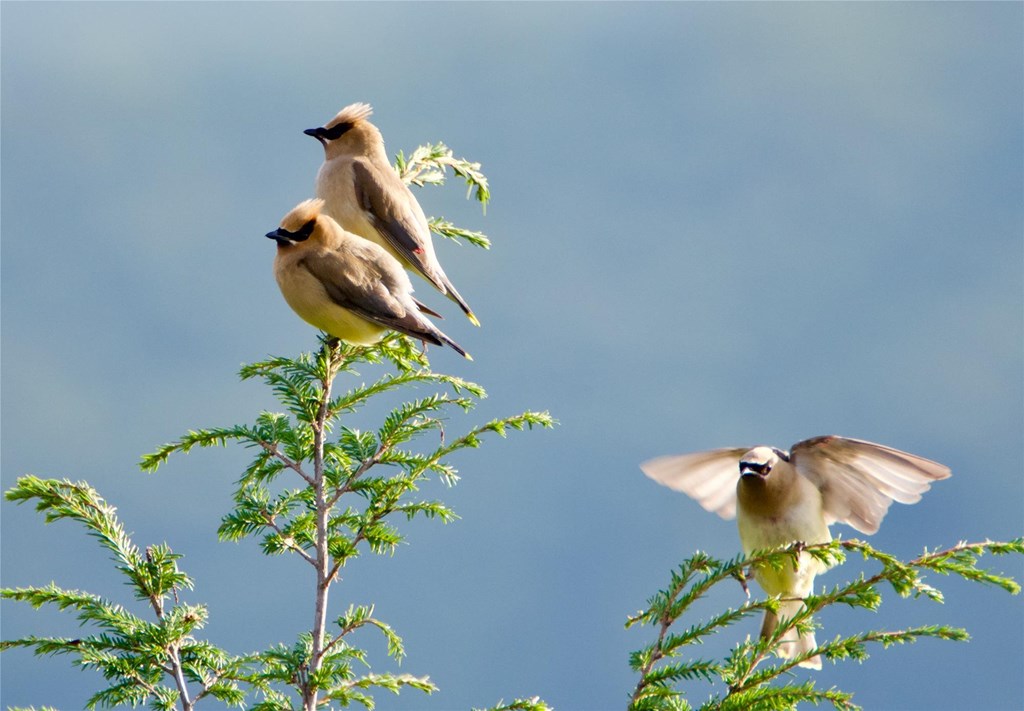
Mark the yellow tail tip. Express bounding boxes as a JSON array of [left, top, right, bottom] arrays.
[[467, 312, 481, 327], [464, 352, 474, 361]]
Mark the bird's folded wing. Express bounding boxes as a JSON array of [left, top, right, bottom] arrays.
[[298, 253, 406, 322], [791, 436, 951, 535], [299, 252, 445, 347], [352, 159, 442, 286], [640, 448, 749, 520]]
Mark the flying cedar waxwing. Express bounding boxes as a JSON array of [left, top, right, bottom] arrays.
[[267, 199, 470, 359], [640, 435, 950, 669], [304, 103, 479, 326]]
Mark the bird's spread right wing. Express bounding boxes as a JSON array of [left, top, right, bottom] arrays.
[[791, 436, 951, 535], [640, 448, 749, 520]]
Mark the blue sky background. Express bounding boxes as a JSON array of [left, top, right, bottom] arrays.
[[2, 3, 1021, 709]]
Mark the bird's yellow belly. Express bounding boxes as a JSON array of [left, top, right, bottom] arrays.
[[751, 556, 819, 598], [738, 506, 831, 598], [276, 264, 385, 345]]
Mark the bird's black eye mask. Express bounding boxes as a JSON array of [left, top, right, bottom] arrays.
[[740, 461, 772, 475], [267, 218, 316, 245], [304, 121, 353, 141]]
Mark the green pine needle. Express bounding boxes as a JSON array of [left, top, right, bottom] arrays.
[[628, 538, 1023, 710]]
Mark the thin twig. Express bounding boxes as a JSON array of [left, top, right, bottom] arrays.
[[257, 441, 315, 486], [192, 667, 228, 704], [145, 585, 194, 711], [326, 452, 383, 508], [261, 512, 317, 568]]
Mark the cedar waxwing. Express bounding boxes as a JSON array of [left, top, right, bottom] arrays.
[[640, 435, 951, 669], [304, 102, 479, 326], [267, 199, 470, 359]]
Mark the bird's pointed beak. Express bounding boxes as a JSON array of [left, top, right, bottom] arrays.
[[740, 464, 768, 479], [304, 127, 327, 147], [266, 229, 289, 246]]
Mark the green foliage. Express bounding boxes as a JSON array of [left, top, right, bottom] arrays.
[[475, 698, 555, 711], [244, 631, 437, 711], [395, 142, 492, 243], [138, 333, 551, 708], [4, 333, 552, 710], [4, 145, 555, 710], [627, 538, 1024, 711], [142, 335, 551, 575], [428, 217, 492, 249], [2, 477, 246, 710], [394, 141, 491, 207]]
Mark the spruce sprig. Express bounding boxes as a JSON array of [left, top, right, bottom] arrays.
[[2, 477, 246, 711], [394, 141, 491, 209], [4, 145, 555, 710], [139, 334, 552, 708], [394, 140, 492, 250], [628, 538, 1023, 711]]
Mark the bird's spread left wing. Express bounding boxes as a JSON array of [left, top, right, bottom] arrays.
[[640, 448, 749, 520], [790, 436, 951, 535]]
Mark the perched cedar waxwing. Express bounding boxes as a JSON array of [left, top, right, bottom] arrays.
[[304, 102, 479, 326], [640, 435, 950, 669], [267, 199, 471, 359]]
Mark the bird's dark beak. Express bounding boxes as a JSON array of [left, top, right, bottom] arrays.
[[304, 127, 327, 146], [740, 463, 769, 479], [266, 229, 289, 246]]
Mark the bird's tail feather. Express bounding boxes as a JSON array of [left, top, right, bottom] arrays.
[[438, 331, 472, 360], [412, 297, 444, 319], [411, 318, 472, 360], [760, 599, 821, 670], [371, 311, 470, 360], [441, 277, 480, 327]]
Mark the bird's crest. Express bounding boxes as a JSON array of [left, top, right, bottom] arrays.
[[280, 198, 325, 232], [326, 102, 374, 130], [741, 446, 778, 467]]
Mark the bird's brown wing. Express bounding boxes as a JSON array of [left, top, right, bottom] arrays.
[[352, 158, 478, 325], [640, 448, 750, 520], [297, 252, 443, 348], [791, 435, 951, 535], [351, 158, 442, 288]]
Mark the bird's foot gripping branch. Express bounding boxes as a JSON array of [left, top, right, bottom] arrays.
[[626, 538, 1024, 711]]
